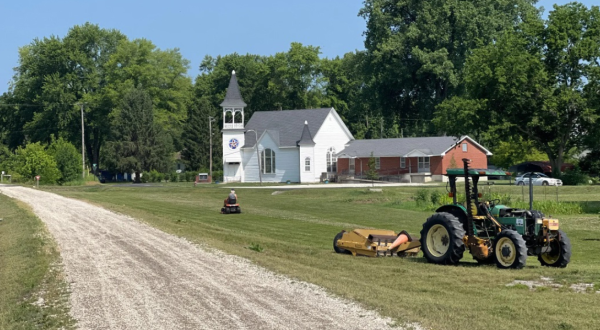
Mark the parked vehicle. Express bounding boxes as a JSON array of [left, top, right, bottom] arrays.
[[515, 172, 562, 186]]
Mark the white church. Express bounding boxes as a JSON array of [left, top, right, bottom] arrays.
[[221, 71, 354, 183]]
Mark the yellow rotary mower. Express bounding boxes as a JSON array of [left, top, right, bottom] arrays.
[[333, 229, 421, 257]]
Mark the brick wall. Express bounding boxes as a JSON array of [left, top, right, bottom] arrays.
[[442, 139, 488, 172]]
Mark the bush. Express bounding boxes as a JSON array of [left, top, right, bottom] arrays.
[[6, 142, 60, 184], [147, 170, 165, 183], [430, 190, 449, 205], [415, 189, 430, 206], [212, 170, 223, 182], [183, 171, 194, 182], [560, 167, 590, 186], [48, 138, 82, 184]]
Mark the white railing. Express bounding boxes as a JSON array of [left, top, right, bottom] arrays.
[[224, 123, 244, 129]]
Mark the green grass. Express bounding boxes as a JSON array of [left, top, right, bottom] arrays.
[[0, 194, 75, 330], [45, 183, 600, 330]]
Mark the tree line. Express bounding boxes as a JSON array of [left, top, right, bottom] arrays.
[[1, 1, 599, 184]]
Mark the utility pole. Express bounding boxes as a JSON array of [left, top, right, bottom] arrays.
[[79, 103, 86, 179], [208, 116, 215, 182]]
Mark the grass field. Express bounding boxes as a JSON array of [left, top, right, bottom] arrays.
[[0, 194, 75, 330], [45, 182, 600, 330]]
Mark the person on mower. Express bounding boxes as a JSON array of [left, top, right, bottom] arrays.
[[224, 189, 237, 206]]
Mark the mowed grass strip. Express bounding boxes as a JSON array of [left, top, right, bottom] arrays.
[[0, 193, 75, 329], [48, 184, 600, 330]]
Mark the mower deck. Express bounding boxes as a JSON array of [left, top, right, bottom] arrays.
[[335, 229, 421, 257]]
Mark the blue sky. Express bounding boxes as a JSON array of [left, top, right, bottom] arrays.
[[0, 0, 596, 94]]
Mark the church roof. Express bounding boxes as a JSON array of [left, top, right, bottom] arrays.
[[337, 136, 491, 158], [220, 70, 247, 107], [243, 108, 333, 148], [338, 136, 460, 158]]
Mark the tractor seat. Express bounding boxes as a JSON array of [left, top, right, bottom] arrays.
[[227, 198, 237, 204]]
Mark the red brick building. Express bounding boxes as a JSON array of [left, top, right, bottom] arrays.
[[336, 136, 491, 183]]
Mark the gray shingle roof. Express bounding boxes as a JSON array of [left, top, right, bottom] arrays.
[[220, 71, 247, 107], [243, 108, 332, 148], [337, 136, 463, 158], [297, 121, 315, 146]]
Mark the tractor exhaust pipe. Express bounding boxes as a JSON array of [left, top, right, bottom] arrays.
[[529, 171, 534, 211]]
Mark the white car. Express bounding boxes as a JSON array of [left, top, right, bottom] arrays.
[[515, 172, 563, 186]]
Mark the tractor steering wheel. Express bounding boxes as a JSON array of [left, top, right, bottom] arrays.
[[489, 199, 501, 207]]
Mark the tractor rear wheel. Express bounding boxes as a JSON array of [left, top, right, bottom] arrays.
[[494, 230, 527, 269], [420, 213, 465, 265], [333, 231, 349, 254], [538, 230, 571, 268]]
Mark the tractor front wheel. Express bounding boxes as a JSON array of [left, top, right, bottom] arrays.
[[538, 230, 571, 268], [494, 230, 527, 269], [420, 213, 465, 265], [333, 231, 349, 254]]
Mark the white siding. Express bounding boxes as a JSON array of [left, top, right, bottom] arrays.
[[299, 145, 316, 183], [242, 133, 300, 183], [222, 129, 245, 182], [312, 111, 353, 179]]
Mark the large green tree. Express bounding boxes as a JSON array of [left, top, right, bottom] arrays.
[[181, 99, 215, 171], [359, 0, 538, 136], [435, 3, 600, 176], [11, 23, 125, 169], [2, 23, 191, 172], [103, 87, 174, 182]]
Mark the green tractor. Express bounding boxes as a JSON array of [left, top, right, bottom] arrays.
[[420, 158, 571, 269]]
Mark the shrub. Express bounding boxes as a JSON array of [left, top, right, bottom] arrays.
[[560, 167, 590, 186], [147, 170, 165, 182], [140, 171, 150, 183], [184, 171, 195, 182], [212, 170, 223, 182], [430, 190, 450, 205], [415, 189, 430, 206], [7, 142, 60, 184], [48, 138, 82, 184]]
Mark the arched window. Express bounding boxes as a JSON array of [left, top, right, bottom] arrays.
[[326, 147, 337, 172], [261, 148, 276, 174], [305, 157, 311, 172]]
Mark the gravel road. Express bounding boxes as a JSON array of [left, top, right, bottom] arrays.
[[0, 185, 403, 330]]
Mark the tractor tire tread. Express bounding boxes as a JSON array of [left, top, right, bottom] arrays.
[[420, 212, 466, 265], [494, 229, 527, 269], [538, 230, 571, 268]]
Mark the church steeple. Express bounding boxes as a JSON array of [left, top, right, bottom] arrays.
[[221, 70, 246, 183], [220, 70, 247, 108], [221, 70, 246, 130]]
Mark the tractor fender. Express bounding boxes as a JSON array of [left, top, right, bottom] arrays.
[[435, 205, 468, 230]]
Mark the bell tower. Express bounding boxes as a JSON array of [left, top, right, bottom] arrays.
[[221, 70, 246, 182]]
